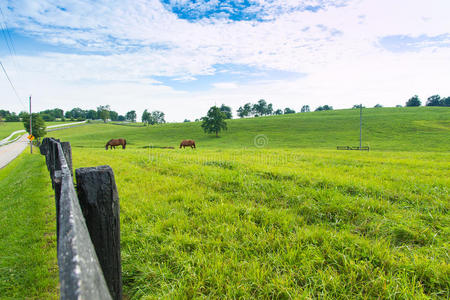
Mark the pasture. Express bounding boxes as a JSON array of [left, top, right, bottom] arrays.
[[46, 107, 449, 298]]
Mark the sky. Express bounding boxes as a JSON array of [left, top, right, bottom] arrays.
[[1, 0, 449, 122]]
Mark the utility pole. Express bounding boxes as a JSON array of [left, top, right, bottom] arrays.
[[29, 95, 32, 154], [359, 104, 362, 150]]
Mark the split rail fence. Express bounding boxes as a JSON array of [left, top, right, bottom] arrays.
[[40, 137, 122, 300]]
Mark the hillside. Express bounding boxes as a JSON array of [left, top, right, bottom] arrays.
[[51, 107, 449, 152]]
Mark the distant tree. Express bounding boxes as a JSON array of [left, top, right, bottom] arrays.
[[5, 112, 19, 122], [65, 111, 72, 119], [315, 105, 333, 111], [184, 119, 191, 122], [374, 104, 383, 108], [0, 115, 4, 125], [406, 95, 421, 107], [97, 105, 111, 123], [86, 109, 97, 120], [301, 105, 310, 113], [201, 106, 227, 137], [396, 105, 403, 108], [220, 104, 233, 119], [18, 111, 28, 120], [284, 107, 296, 114], [0, 110, 10, 118], [40, 113, 55, 122], [252, 99, 268, 116], [149, 111, 165, 125], [118, 115, 126, 121], [426, 95, 441, 106], [70, 108, 87, 119], [441, 97, 450, 107], [126, 110, 137, 122], [22, 113, 46, 140], [274, 109, 283, 115], [352, 104, 365, 109], [141, 109, 150, 125], [267, 103, 273, 115], [195, 118, 200, 122], [110, 111, 119, 121], [237, 103, 252, 118]]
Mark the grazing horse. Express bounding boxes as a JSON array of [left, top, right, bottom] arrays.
[[180, 139, 196, 149], [106, 138, 126, 150]]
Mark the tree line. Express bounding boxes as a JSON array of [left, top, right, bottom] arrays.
[[405, 94, 450, 107]]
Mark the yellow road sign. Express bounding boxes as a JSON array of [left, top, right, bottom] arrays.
[[27, 135, 35, 141]]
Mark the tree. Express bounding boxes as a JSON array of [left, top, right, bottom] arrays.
[[201, 106, 227, 137], [141, 109, 150, 125], [406, 95, 421, 107], [441, 97, 450, 107], [252, 99, 269, 116], [426, 95, 441, 106], [126, 110, 137, 122], [97, 105, 111, 123], [374, 104, 383, 108], [149, 111, 165, 125], [315, 105, 333, 111], [0, 115, 4, 125], [86, 109, 97, 120], [220, 104, 232, 119], [274, 109, 283, 115], [237, 103, 252, 118], [110, 111, 119, 121], [266, 103, 273, 115], [352, 104, 365, 109], [284, 107, 296, 114], [118, 115, 126, 121], [301, 105, 310, 113], [40, 113, 55, 122], [184, 119, 191, 122], [5, 112, 19, 122], [22, 113, 46, 140]]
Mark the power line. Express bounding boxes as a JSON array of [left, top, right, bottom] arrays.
[[0, 60, 27, 110]]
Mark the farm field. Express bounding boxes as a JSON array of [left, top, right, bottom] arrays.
[[0, 121, 65, 140], [52, 107, 449, 152], [46, 107, 450, 298]]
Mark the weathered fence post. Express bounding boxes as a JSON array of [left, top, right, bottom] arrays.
[[75, 166, 122, 300], [61, 142, 73, 177]]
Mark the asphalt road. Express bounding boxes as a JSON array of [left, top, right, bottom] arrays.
[[0, 134, 30, 169]]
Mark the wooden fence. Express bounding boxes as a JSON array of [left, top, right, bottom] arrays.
[[337, 146, 370, 151], [40, 138, 122, 300]]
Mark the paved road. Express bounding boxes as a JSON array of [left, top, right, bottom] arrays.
[[0, 134, 30, 169]]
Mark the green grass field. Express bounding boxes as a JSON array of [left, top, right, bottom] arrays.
[[52, 107, 449, 152], [0, 121, 66, 140], [2, 107, 448, 298], [0, 151, 58, 298], [46, 107, 450, 298]]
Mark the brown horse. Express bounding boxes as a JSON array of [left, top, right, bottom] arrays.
[[180, 139, 196, 149], [106, 138, 126, 150]]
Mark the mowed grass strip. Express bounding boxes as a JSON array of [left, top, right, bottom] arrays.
[[70, 148, 449, 299], [0, 151, 58, 299]]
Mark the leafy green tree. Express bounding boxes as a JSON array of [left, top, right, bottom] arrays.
[[237, 103, 252, 118], [374, 104, 383, 108], [184, 119, 191, 122], [252, 99, 269, 116], [118, 115, 126, 121], [315, 105, 333, 111], [141, 109, 150, 125], [18, 111, 28, 119], [40, 113, 55, 122], [5, 112, 19, 122], [126, 110, 137, 122], [352, 104, 365, 109], [149, 111, 165, 125], [97, 105, 110, 123], [201, 106, 227, 137], [220, 104, 233, 119], [274, 109, 283, 115], [406, 95, 421, 107], [442, 97, 450, 107], [86, 109, 97, 120], [22, 113, 46, 140], [110, 111, 119, 121], [426, 95, 441, 106], [396, 105, 403, 107], [301, 105, 310, 113], [0, 110, 10, 118], [284, 107, 296, 114], [267, 103, 273, 115]]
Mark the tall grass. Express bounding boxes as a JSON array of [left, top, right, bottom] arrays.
[[70, 147, 449, 298]]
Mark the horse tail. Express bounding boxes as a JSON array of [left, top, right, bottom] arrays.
[[123, 139, 127, 149]]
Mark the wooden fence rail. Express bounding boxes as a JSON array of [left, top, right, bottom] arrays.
[[40, 138, 122, 300]]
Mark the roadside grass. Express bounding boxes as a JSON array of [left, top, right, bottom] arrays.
[[52, 107, 449, 152], [70, 147, 449, 298], [0, 151, 58, 299]]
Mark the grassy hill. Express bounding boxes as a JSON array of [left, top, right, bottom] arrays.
[[50, 107, 449, 152]]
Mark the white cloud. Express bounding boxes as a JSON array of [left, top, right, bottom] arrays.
[[1, 0, 450, 121]]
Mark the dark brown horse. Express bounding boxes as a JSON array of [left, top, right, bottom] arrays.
[[180, 139, 196, 149], [106, 138, 126, 150]]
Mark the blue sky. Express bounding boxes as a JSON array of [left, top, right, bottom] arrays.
[[1, 0, 450, 121]]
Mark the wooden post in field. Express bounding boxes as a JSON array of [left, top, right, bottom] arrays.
[[75, 166, 122, 300]]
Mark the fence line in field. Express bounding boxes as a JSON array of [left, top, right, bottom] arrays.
[[40, 138, 122, 300]]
